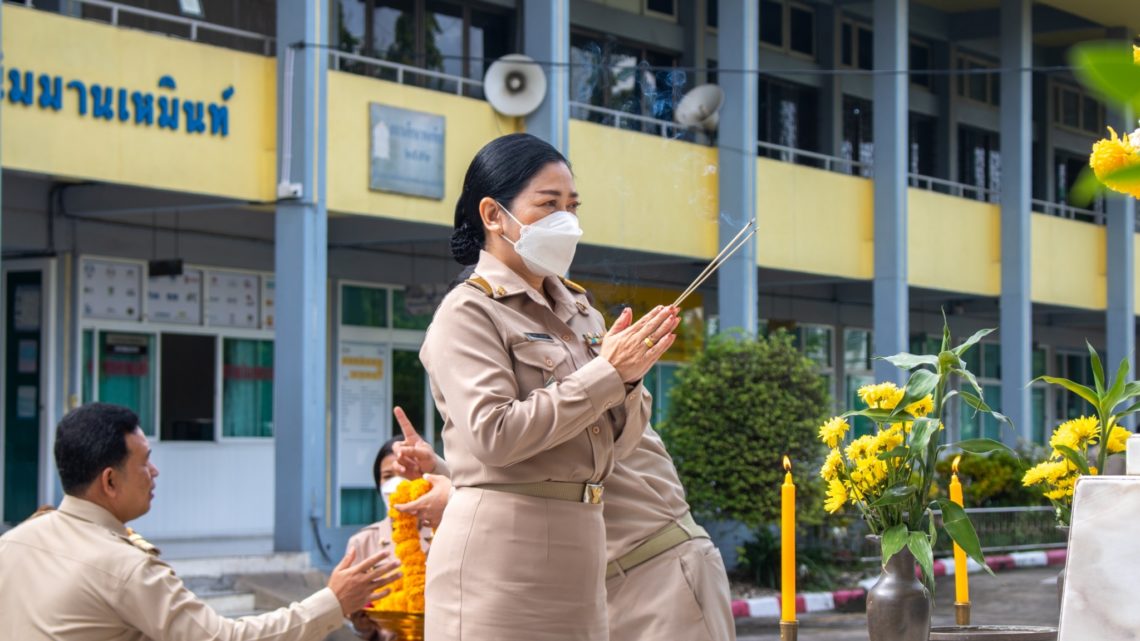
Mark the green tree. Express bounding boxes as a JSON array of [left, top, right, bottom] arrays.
[[659, 330, 829, 529]]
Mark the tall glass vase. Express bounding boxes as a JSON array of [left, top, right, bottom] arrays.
[[866, 537, 931, 641]]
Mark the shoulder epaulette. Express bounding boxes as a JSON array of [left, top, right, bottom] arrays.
[[126, 528, 161, 556], [465, 275, 493, 297], [560, 277, 587, 295]]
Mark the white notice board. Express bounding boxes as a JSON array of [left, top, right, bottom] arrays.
[[81, 259, 142, 321], [147, 270, 203, 324], [207, 270, 260, 328], [337, 340, 389, 488]]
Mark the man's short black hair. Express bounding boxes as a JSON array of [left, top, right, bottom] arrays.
[[373, 435, 405, 491], [54, 403, 141, 495]]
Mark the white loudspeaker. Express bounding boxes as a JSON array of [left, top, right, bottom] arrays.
[[484, 54, 547, 117], [674, 84, 725, 132]]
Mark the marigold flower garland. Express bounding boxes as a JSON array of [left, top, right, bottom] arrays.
[[371, 478, 431, 613]]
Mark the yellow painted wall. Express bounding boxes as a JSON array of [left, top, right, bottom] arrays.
[[568, 120, 718, 260], [325, 71, 519, 225], [908, 191, 1001, 296], [1031, 213, 1106, 310], [755, 159, 874, 278], [1, 6, 276, 201]]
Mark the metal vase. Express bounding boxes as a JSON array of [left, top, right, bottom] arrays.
[[866, 538, 931, 641], [1056, 525, 1069, 610]]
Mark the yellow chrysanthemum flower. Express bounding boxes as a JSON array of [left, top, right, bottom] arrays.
[[875, 423, 905, 452], [824, 479, 848, 513], [1023, 460, 1067, 487], [1090, 127, 1140, 199], [858, 382, 906, 410], [905, 395, 933, 418], [1107, 424, 1131, 454], [818, 417, 850, 449], [845, 434, 878, 463], [1134, 44, 1140, 65], [820, 449, 844, 481]]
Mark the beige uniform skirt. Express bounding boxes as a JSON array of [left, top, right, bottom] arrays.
[[425, 487, 608, 641], [605, 538, 735, 641]]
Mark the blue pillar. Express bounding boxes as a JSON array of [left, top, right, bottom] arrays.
[[523, 0, 569, 154], [1107, 110, 1136, 428], [871, 0, 908, 383], [273, 0, 329, 558], [715, 0, 758, 335], [999, 0, 1032, 444]]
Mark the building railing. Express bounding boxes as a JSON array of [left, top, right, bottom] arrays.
[[909, 173, 1000, 203], [1031, 198, 1106, 225], [757, 140, 870, 175], [568, 101, 691, 140], [328, 50, 484, 97], [28, 0, 276, 56]]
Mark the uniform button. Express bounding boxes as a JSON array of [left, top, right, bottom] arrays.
[[591, 425, 601, 435], [562, 334, 571, 341], [545, 358, 554, 367]]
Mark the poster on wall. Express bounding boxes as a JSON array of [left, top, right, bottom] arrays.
[[337, 341, 389, 489], [207, 270, 260, 328], [147, 269, 203, 325], [81, 259, 142, 321], [369, 103, 446, 199]]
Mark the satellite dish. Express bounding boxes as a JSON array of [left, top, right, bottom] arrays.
[[484, 54, 547, 117], [674, 84, 725, 132]]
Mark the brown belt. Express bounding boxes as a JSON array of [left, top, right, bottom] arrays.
[[473, 481, 605, 504], [606, 512, 709, 579]]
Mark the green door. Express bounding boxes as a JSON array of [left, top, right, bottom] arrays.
[[4, 271, 43, 523]]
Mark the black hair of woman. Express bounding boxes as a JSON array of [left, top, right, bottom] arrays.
[[372, 434, 405, 491], [449, 133, 570, 266]]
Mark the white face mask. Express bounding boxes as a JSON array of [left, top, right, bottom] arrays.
[[497, 202, 583, 278], [380, 475, 406, 513]]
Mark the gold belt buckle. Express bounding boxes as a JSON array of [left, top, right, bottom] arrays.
[[582, 482, 605, 504]]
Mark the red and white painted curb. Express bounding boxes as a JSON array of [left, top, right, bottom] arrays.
[[731, 548, 1067, 619]]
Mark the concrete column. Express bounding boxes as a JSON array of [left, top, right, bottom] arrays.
[[871, 0, 908, 384], [523, 0, 569, 154], [716, 0, 758, 335], [273, 0, 329, 559], [999, 0, 1032, 444], [1107, 107, 1136, 428], [680, 0, 707, 88], [932, 40, 955, 182]]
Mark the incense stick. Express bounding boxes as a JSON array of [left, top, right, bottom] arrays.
[[671, 220, 757, 307]]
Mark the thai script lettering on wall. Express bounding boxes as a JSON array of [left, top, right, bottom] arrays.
[[3, 72, 235, 137]]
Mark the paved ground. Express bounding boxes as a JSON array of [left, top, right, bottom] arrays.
[[737, 566, 1061, 640]]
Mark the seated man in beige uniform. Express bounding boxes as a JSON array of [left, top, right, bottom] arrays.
[[394, 411, 734, 641], [0, 402, 401, 641]]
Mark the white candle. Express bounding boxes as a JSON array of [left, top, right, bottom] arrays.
[[1127, 434, 1140, 476]]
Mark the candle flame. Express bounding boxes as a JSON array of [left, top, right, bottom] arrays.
[[783, 455, 791, 472], [952, 455, 962, 474]]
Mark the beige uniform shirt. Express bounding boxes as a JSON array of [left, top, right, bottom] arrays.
[[0, 496, 343, 641], [420, 250, 652, 487]]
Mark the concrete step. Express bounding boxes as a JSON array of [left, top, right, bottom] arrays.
[[200, 590, 258, 617], [170, 552, 311, 579]]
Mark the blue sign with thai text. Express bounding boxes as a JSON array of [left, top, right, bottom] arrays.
[[3, 70, 234, 137]]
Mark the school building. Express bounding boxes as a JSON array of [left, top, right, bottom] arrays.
[[1, 0, 1137, 559]]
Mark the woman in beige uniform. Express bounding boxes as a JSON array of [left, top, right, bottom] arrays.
[[420, 133, 679, 641]]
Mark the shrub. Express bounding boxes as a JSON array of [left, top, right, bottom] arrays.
[[659, 330, 830, 529], [930, 446, 1043, 507]]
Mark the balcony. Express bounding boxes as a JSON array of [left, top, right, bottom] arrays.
[[12, 0, 275, 55]]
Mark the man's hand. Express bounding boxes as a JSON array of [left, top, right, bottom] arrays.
[[328, 548, 402, 616], [394, 474, 452, 529], [391, 407, 436, 480]]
